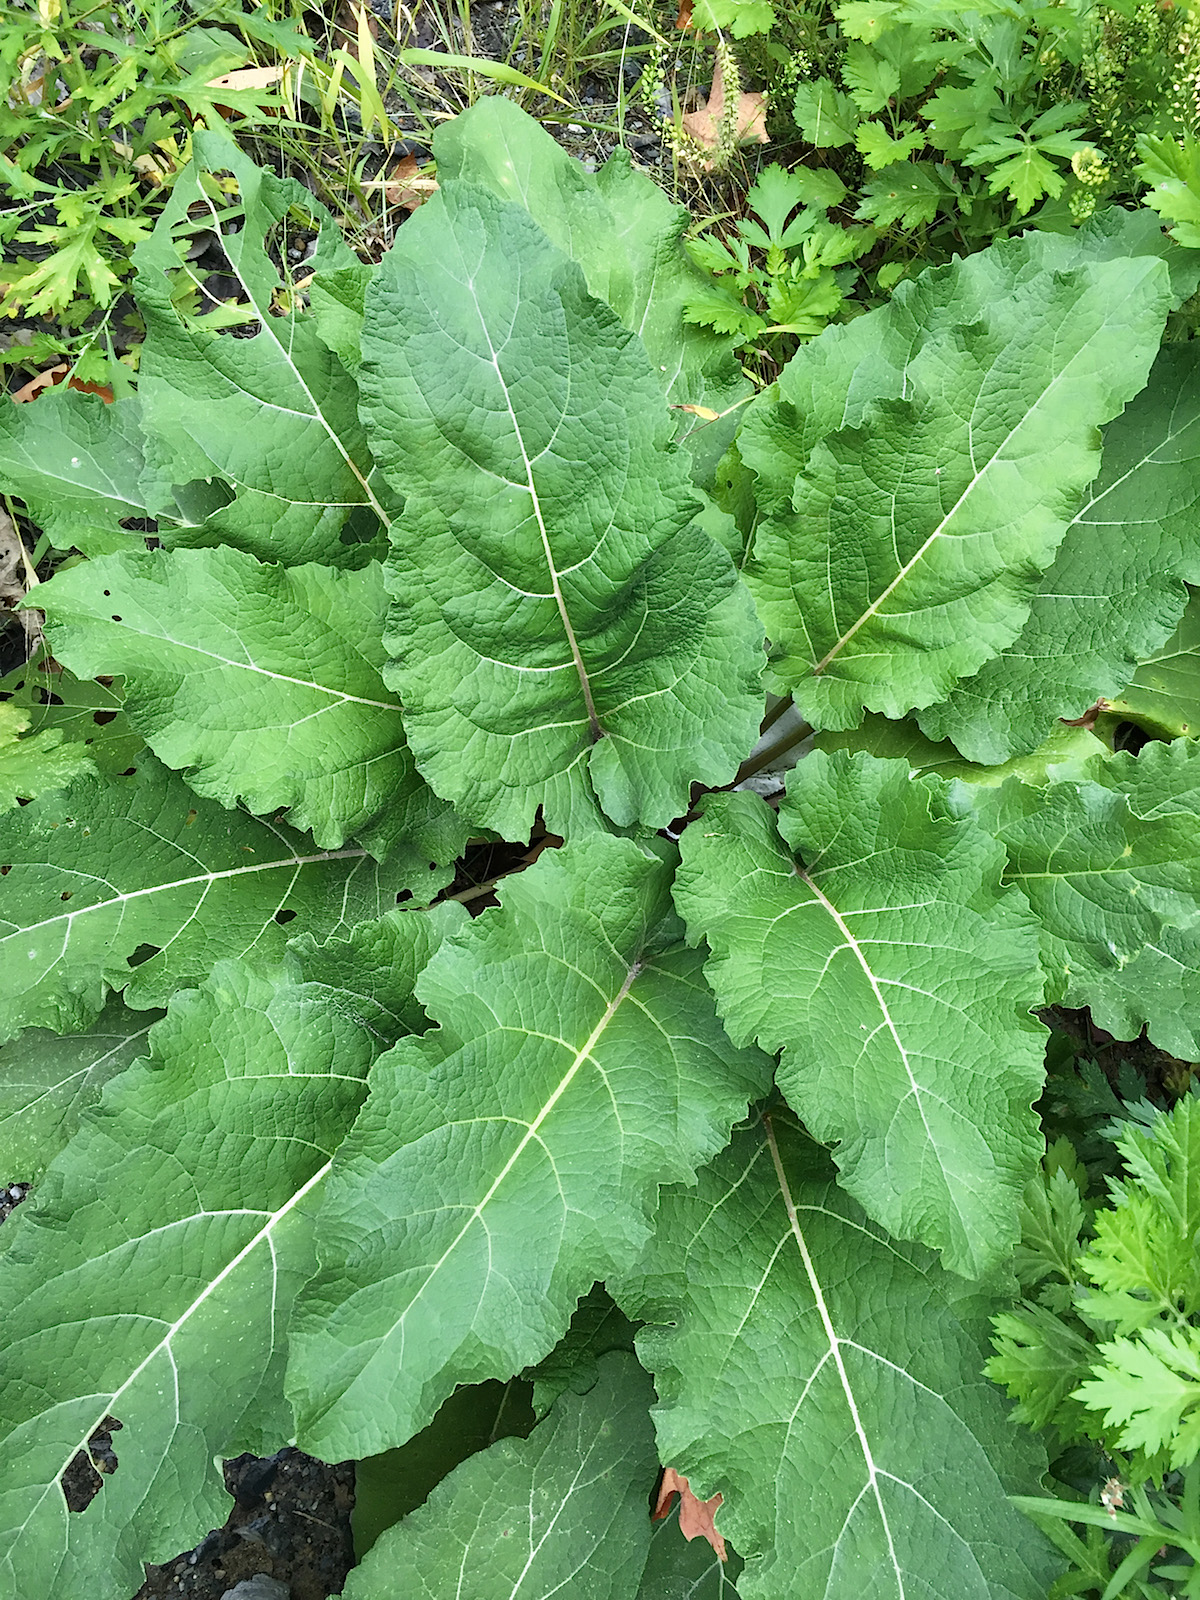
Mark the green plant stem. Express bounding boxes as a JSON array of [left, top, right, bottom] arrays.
[[731, 718, 813, 787]]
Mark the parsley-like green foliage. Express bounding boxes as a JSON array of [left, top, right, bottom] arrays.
[[1, 99, 1200, 1600], [990, 1097, 1200, 1480]]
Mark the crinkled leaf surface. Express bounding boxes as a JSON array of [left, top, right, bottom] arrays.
[[1053, 741, 1200, 1057], [432, 98, 747, 478], [0, 996, 160, 1181], [0, 755, 422, 1040], [1085, 920, 1200, 1060], [961, 741, 1200, 1052], [1109, 584, 1200, 739], [287, 834, 772, 1459], [673, 753, 1046, 1275], [746, 252, 1170, 727], [342, 1353, 657, 1600], [0, 390, 153, 556], [133, 133, 388, 569], [0, 906, 457, 1600], [920, 342, 1200, 759], [614, 1117, 1060, 1600], [360, 181, 763, 838], [37, 546, 466, 862]]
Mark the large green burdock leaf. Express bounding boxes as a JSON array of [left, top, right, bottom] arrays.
[[1109, 585, 1200, 740], [673, 752, 1045, 1276], [342, 1353, 658, 1600], [0, 908, 457, 1600], [432, 98, 747, 479], [615, 1117, 1061, 1600], [360, 181, 764, 838], [133, 133, 389, 569], [0, 390, 153, 556], [745, 251, 1170, 728], [0, 755, 424, 1041], [964, 742, 1200, 1054], [0, 997, 160, 1181], [736, 209, 1191, 526], [287, 835, 772, 1459], [36, 547, 467, 862], [920, 343, 1200, 760]]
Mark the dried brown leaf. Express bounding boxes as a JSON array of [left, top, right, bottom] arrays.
[[682, 76, 768, 154], [652, 1467, 727, 1561], [384, 153, 438, 211], [10, 366, 114, 405]]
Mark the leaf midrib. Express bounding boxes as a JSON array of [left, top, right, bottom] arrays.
[[763, 1117, 908, 1597], [7, 1160, 331, 1558], [1, 847, 367, 944], [194, 185, 391, 529], [107, 627, 401, 715], [333, 955, 645, 1408], [810, 311, 1121, 677], [464, 271, 604, 741]]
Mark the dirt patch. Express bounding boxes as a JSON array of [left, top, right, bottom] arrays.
[[134, 1449, 355, 1600]]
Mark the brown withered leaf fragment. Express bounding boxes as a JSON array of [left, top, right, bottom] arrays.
[[385, 154, 438, 212], [681, 75, 767, 168], [676, 0, 694, 25], [652, 1466, 728, 1561], [1061, 700, 1106, 731], [10, 365, 113, 405]]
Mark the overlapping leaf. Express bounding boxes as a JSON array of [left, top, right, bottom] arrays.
[[1109, 585, 1200, 740], [637, 1506, 743, 1599], [0, 997, 160, 1181], [0, 389, 154, 556], [0, 906, 457, 1600], [0, 754, 427, 1040], [133, 133, 389, 569], [673, 752, 1046, 1275], [920, 343, 1200, 759], [744, 251, 1170, 727], [36, 546, 466, 861], [360, 181, 763, 837], [343, 1354, 658, 1600], [961, 741, 1200, 1053], [736, 209, 1187, 522], [614, 1117, 1061, 1600], [0, 655, 142, 776], [0, 702, 93, 810], [286, 834, 772, 1459]]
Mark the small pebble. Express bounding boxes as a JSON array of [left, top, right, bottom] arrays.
[[218, 1577, 291, 1600]]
